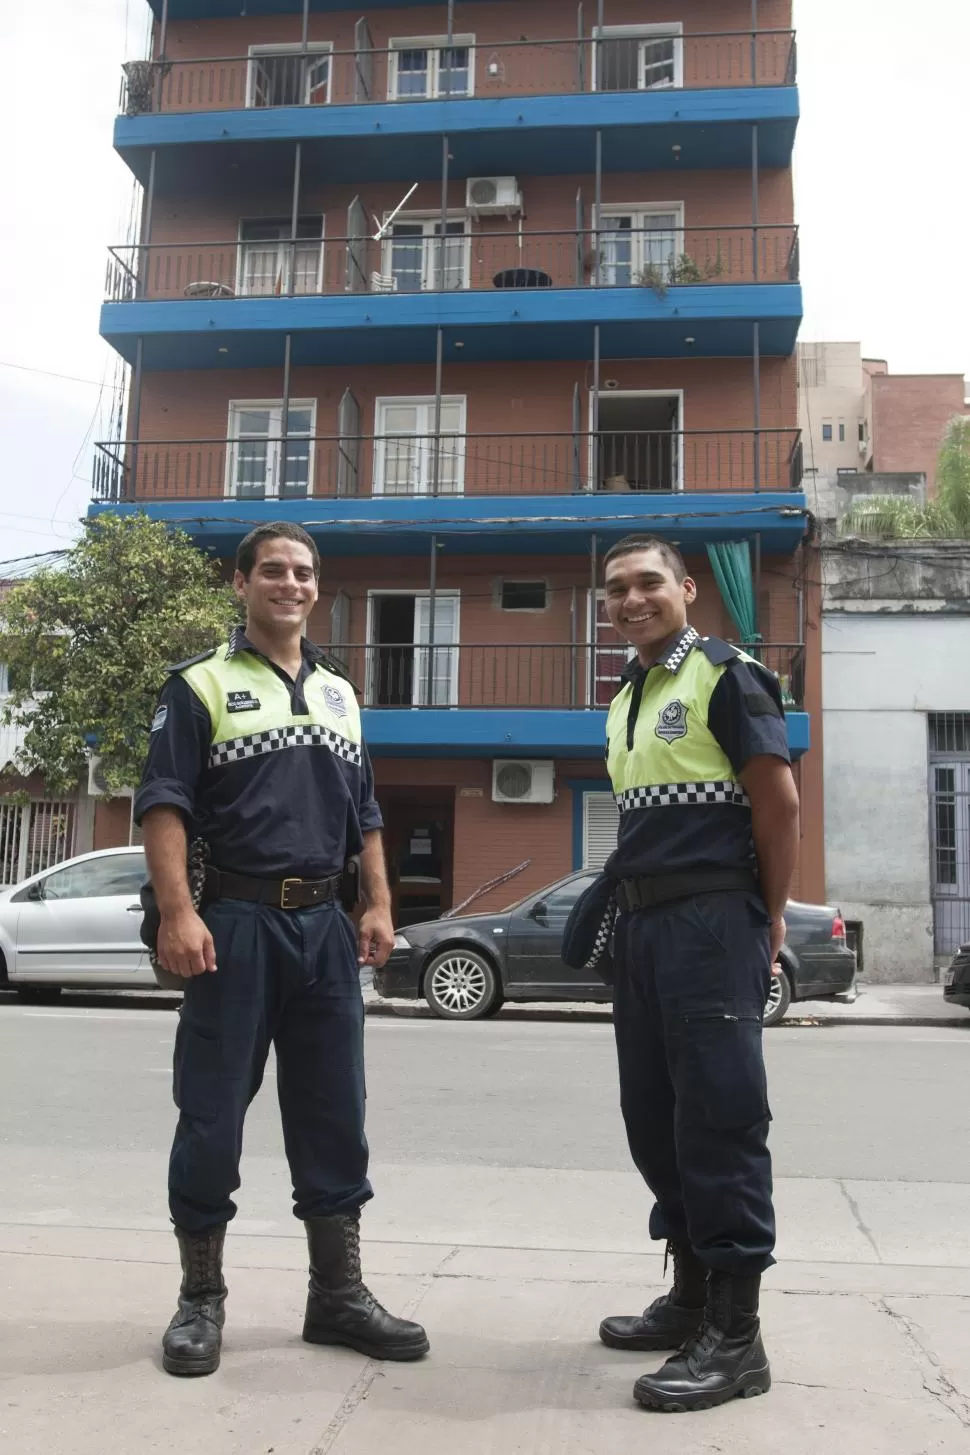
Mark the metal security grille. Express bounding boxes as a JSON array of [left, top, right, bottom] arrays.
[[0, 800, 77, 887], [928, 714, 970, 956]]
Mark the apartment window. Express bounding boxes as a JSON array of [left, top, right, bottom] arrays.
[[382, 218, 469, 292], [226, 400, 315, 500], [859, 422, 867, 443], [389, 36, 474, 100], [501, 581, 547, 611], [839, 422, 846, 442], [374, 396, 466, 495], [238, 217, 324, 297], [598, 208, 683, 287], [592, 24, 683, 92], [821, 422, 833, 442], [367, 592, 460, 707], [247, 44, 331, 108]]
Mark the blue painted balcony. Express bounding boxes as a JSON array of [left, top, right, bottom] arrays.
[[115, 29, 798, 184], [100, 223, 802, 368], [335, 640, 811, 759], [90, 425, 808, 555]]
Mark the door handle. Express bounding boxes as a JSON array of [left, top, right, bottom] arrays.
[[126, 904, 143, 912]]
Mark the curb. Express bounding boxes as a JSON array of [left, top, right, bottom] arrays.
[[364, 999, 969, 1030]]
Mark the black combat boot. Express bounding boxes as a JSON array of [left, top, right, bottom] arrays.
[[302, 1212, 430, 1361], [599, 1242, 707, 1352], [633, 1270, 770, 1412], [162, 1225, 228, 1377]]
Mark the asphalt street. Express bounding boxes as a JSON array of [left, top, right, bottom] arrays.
[[2, 1002, 970, 1453]]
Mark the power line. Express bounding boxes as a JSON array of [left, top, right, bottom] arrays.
[[0, 360, 126, 392]]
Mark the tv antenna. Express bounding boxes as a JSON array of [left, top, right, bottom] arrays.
[[372, 183, 419, 241]]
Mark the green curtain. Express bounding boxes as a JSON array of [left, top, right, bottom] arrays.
[[706, 541, 760, 650]]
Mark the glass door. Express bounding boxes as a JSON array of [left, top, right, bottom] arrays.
[[413, 595, 460, 706], [374, 398, 465, 495], [227, 403, 315, 499]]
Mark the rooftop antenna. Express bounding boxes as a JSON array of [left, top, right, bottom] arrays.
[[373, 183, 419, 240]]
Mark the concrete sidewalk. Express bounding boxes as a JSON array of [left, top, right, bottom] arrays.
[[364, 980, 969, 1027], [3, 1224, 970, 1454]]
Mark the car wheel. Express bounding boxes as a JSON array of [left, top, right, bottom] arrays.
[[423, 949, 500, 1021], [15, 985, 63, 1004], [763, 967, 792, 1027]]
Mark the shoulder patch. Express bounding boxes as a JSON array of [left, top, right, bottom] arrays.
[[698, 636, 741, 667], [166, 647, 218, 675]]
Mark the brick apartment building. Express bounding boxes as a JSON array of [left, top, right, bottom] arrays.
[[91, 0, 821, 922]]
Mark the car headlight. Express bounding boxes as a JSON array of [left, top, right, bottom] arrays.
[[393, 933, 411, 951]]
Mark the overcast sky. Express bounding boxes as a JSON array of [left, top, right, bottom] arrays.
[[0, 0, 967, 564]]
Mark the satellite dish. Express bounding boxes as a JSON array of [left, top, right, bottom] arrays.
[[373, 183, 419, 240]]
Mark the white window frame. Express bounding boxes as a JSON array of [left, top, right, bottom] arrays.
[[235, 217, 325, 298], [387, 34, 476, 101], [364, 589, 461, 708], [373, 395, 467, 496], [225, 398, 317, 500], [584, 588, 635, 706], [379, 213, 471, 292], [597, 203, 685, 287], [588, 388, 685, 493], [246, 42, 333, 108], [591, 22, 684, 92]]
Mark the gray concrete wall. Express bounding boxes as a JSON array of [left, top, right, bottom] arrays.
[[823, 612, 970, 982]]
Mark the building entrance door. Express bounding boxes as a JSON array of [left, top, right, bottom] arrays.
[[381, 790, 455, 928], [930, 760, 970, 956]]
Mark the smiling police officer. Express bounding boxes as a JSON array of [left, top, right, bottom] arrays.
[[596, 535, 799, 1414], [136, 521, 428, 1377]]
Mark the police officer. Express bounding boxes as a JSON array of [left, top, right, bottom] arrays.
[[596, 535, 799, 1413], [136, 521, 429, 1377]]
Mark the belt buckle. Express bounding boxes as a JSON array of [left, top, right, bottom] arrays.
[[280, 877, 303, 910]]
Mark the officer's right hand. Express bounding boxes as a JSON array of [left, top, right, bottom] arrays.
[[157, 908, 217, 978]]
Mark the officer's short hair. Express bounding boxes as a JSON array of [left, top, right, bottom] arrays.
[[603, 535, 688, 583], [236, 523, 321, 580]]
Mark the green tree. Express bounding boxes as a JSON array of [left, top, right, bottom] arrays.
[[1, 514, 237, 797], [840, 416, 970, 540]]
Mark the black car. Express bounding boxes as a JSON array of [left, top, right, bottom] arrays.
[[376, 871, 857, 1027], [943, 944, 970, 1010]]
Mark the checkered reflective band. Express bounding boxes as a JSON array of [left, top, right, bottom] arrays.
[[615, 781, 750, 811], [663, 626, 700, 673], [209, 723, 362, 769], [584, 894, 617, 971]]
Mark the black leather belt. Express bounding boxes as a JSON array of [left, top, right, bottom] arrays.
[[205, 866, 342, 911], [616, 869, 758, 913]]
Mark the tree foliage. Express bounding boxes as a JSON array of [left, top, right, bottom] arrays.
[[840, 416, 970, 541], [1, 514, 237, 797]]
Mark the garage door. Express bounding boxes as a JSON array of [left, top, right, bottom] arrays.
[[583, 791, 620, 868]]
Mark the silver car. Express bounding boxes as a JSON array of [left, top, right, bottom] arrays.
[[0, 846, 152, 1000]]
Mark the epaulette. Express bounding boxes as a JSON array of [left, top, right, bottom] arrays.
[[166, 647, 218, 675], [698, 636, 741, 667]]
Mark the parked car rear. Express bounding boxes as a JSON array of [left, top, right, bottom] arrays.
[[943, 944, 970, 1011]]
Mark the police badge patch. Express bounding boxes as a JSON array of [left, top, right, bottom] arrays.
[[656, 699, 688, 742], [324, 684, 348, 718]]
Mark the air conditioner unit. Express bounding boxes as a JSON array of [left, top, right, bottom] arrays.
[[492, 759, 554, 805], [465, 176, 523, 215], [86, 755, 133, 799]]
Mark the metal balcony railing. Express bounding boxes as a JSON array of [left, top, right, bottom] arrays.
[[105, 224, 799, 302], [119, 29, 797, 116], [92, 429, 804, 503], [327, 641, 805, 711]]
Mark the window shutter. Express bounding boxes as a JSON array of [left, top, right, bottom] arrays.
[[583, 791, 619, 869]]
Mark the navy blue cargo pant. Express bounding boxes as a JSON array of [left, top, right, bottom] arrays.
[[612, 891, 775, 1275], [169, 897, 371, 1234]]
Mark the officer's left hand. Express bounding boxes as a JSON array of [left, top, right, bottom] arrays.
[[358, 908, 395, 969]]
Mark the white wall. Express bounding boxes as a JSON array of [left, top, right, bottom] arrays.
[[823, 613, 970, 982]]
